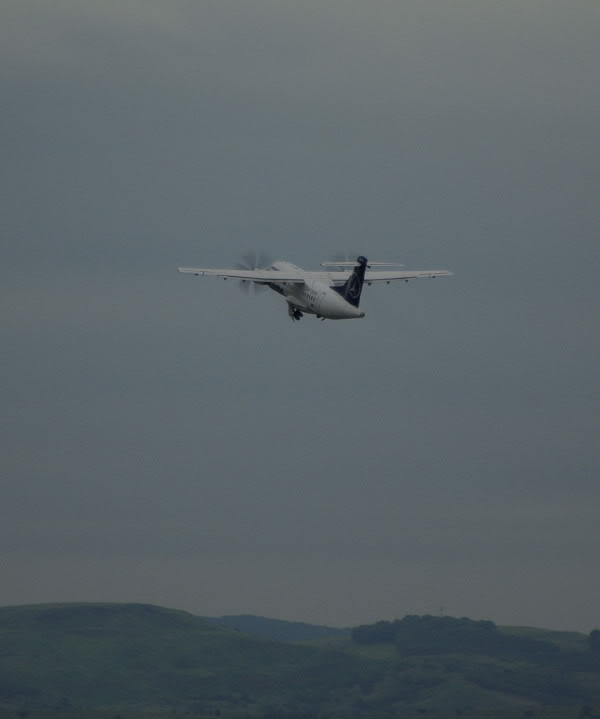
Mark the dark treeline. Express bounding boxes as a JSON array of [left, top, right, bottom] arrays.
[[352, 615, 560, 658]]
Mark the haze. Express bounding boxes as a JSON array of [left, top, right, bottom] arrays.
[[2, 0, 599, 632]]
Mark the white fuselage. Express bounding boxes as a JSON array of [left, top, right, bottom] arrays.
[[269, 261, 365, 320]]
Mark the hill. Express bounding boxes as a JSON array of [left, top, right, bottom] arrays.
[[1, 603, 600, 718], [208, 614, 348, 641], [0, 603, 375, 717]]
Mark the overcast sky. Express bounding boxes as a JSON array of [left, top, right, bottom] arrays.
[[2, 0, 599, 632]]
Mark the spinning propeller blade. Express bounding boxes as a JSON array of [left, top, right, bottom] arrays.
[[235, 251, 272, 293]]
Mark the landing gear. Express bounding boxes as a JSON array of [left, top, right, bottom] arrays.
[[288, 305, 303, 322]]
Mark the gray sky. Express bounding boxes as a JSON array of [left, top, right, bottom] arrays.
[[2, 0, 599, 632]]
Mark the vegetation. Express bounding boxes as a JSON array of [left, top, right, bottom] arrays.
[[1, 603, 600, 719], [208, 615, 348, 642], [352, 615, 559, 658]]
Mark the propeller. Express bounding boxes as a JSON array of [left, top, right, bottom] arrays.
[[323, 250, 360, 270], [326, 250, 360, 268], [235, 251, 272, 293], [322, 252, 405, 269]]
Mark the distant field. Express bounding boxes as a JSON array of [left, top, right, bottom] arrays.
[[500, 625, 588, 653]]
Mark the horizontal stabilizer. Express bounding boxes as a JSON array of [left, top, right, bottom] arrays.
[[320, 261, 405, 268]]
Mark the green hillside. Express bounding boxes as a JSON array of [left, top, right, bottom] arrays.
[[208, 614, 348, 642], [500, 625, 588, 653], [0, 603, 368, 716], [1, 603, 600, 719]]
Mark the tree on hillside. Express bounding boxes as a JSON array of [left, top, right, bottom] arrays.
[[351, 614, 557, 658], [589, 630, 600, 654]]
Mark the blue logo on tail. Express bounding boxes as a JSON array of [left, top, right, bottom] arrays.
[[334, 256, 367, 307]]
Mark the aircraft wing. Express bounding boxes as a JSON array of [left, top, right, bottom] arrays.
[[311, 269, 453, 284], [364, 269, 453, 282], [177, 267, 305, 284]]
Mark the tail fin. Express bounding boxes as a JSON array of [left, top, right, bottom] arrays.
[[335, 256, 367, 307]]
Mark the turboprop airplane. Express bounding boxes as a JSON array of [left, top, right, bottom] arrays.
[[177, 255, 452, 321]]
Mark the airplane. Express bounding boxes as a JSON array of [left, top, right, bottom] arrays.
[[177, 255, 452, 321]]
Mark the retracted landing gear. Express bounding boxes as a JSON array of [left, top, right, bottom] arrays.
[[288, 305, 303, 322]]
